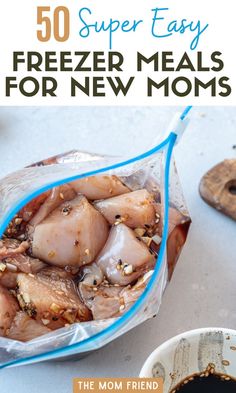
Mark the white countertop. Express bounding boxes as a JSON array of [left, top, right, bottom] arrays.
[[0, 106, 236, 392]]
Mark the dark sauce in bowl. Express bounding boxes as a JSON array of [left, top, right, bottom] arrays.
[[171, 373, 236, 393]]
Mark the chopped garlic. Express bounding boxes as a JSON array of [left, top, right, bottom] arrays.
[[23, 293, 31, 304], [134, 228, 146, 237], [50, 303, 60, 313], [123, 264, 133, 275], [0, 262, 6, 272], [6, 262, 17, 272], [48, 250, 55, 258], [152, 234, 162, 245], [141, 236, 152, 247], [41, 319, 50, 326], [15, 218, 23, 225]]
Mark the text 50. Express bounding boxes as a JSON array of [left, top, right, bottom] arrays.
[[37, 6, 70, 42]]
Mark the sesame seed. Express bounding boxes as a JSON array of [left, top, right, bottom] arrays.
[[15, 218, 23, 225], [116, 259, 123, 270], [208, 363, 215, 369], [123, 264, 133, 275], [41, 319, 50, 325], [48, 251, 55, 258], [222, 360, 230, 366], [114, 221, 120, 226]]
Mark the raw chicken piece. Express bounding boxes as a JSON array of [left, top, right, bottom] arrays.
[[32, 196, 109, 267], [0, 271, 18, 289], [7, 311, 51, 342], [79, 283, 122, 320], [70, 175, 130, 200], [28, 184, 76, 229], [79, 271, 154, 320], [3, 254, 46, 274], [167, 224, 190, 279], [0, 239, 46, 289], [0, 285, 19, 336], [96, 223, 155, 286], [0, 239, 29, 260], [154, 204, 191, 278], [18, 191, 50, 223], [120, 270, 153, 311], [6, 185, 76, 239], [155, 204, 190, 234], [94, 189, 156, 229], [78, 263, 121, 319], [17, 273, 91, 329]]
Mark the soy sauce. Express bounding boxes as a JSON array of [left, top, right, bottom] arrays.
[[171, 373, 236, 393]]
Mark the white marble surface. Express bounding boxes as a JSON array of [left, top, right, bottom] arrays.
[[0, 106, 235, 392]]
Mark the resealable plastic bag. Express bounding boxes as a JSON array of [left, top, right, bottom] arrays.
[[0, 109, 191, 368]]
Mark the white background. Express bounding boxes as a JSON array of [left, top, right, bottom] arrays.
[[0, 106, 235, 391], [0, 0, 235, 105]]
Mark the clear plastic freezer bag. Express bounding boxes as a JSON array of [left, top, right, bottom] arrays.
[[0, 112, 191, 368]]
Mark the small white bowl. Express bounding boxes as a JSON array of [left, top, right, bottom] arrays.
[[140, 327, 236, 392]]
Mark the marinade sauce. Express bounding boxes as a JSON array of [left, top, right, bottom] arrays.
[[171, 373, 236, 393]]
